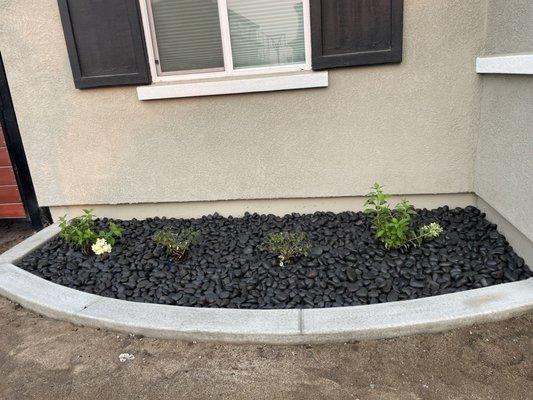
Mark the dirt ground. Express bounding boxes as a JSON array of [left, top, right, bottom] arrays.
[[0, 221, 532, 400], [0, 219, 35, 254]]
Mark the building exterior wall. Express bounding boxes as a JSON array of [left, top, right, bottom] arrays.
[[483, 0, 533, 55], [474, 0, 533, 241], [49, 193, 476, 221], [0, 1, 485, 209], [0, 125, 25, 218]]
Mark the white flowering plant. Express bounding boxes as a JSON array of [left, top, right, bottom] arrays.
[[91, 238, 113, 255], [59, 209, 123, 255], [364, 182, 444, 250], [411, 222, 444, 246]]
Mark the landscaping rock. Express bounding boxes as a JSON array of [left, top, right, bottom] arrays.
[[17, 207, 532, 309]]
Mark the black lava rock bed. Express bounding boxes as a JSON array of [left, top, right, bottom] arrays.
[[18, 206, 531, 309]]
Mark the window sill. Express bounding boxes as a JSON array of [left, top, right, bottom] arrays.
[[136, 71, 328, 100], [476, 53, 533, 75]]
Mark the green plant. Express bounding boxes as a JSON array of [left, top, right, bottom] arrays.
[[261, 231, 311, 266], [153, 227, 199, 261], [411, 222, 444, 246], [364, 182, 443, 250], [59, 209, 123, 254]]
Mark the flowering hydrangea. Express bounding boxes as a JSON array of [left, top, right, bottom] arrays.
[[91, 238, 112, 255]]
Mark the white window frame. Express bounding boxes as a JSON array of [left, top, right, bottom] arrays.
[[138, 0, 314, 83]]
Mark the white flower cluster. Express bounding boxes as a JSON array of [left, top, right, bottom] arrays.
[[91, 238, 112, 255], [421, 222, 444, 238]]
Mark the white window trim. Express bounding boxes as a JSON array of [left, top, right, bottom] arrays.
[[137, 0, 327, 100], [138, 71, 328, 100], [476, 53, 533, 75]]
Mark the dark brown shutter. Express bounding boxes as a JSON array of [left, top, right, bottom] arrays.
[[310, 0, 403, 70], [57, 0, 151, 89]]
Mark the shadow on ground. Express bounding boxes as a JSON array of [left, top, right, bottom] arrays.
[[0, 220, 532, 399], [0, 219, 34, 253]]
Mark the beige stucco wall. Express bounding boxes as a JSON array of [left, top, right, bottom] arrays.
[[0, 0, 485, 208], [474, 0, 533, 241], [483, 0, 533, 55], [49, 193, 477, 221]]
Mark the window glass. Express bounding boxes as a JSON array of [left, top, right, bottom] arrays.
[[151, 0, 225, 73], [227, 0, 306, 69]]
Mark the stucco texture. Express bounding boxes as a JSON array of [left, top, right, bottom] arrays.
[[0, 0, 484, 207], [475, 77, 533, 240], [474, 0, 533, 241], [483, 0, 533, 55]]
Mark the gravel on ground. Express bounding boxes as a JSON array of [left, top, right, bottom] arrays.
[[1, 218, 532, 399], [17, 206, 531, 308]]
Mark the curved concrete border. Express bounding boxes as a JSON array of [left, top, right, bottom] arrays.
[[0, 224, 532, 344]]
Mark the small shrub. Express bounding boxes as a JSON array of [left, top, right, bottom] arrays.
[[262, 231, 311, 266], [153, 227, 199, 261], [59, 209, 123, 255], [364, 182, 443, 250]]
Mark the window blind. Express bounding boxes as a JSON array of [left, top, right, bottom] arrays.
[[151, 0, 225, 73], [227, 0, 306, 69]]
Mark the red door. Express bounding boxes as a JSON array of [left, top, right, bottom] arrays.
[[0, 124, 25, 218]]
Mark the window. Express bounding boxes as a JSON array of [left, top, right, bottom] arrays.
[[140, 0, 312, 82], [58, 0, 403, 95]]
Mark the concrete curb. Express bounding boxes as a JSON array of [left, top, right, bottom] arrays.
[[0, 226, 532, 344], [0, 224, 60, 265]]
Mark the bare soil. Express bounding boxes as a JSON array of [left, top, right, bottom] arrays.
[[0, 219, 35, 253], [0, 221, 532, 399]]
